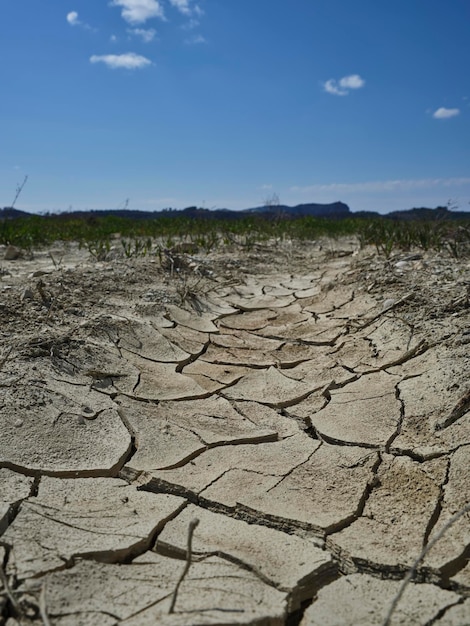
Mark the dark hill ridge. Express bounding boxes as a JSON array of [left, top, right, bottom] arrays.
[[0, 207, 31, 219], [0, 202, 350, 221], [1, 203, 469, 221], [242, 201, 350, 217]]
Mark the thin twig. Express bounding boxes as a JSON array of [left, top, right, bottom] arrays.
[[357, 293, 414, 330], [39, 583, 52, 626], [435, 388, 470, 431], [382, 502, 470, 626], [11, 175, 28, 209], [168, 518, 200, 614]]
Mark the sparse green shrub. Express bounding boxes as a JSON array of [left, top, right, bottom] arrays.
[[1, 212, 469, 258]]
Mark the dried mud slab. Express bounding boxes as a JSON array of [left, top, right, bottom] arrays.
[[115, 319, 191, 363], [165, 304, 219, 333], [115, 354, 212, 400], [258, 316, 344, 344], [309, 372, 401, 447], [392, 345, 470, 457], [221, 365, 318, 407], [119, 395, 277, 471], [19, 553, 287, 625], [329, 455, 447, 572], [225, 294, 295, 311], [159, 324, 209, 356], [200, 344, 283, 368], [302, 286, 355, 315], [3, 477, 185, 580], [181, 359, 249, 391], [268, 342, 332, 368], [218, 308, 279, 331], [142, 433, 318, 498], [234, 400, 302, 438], [210, 328, 283, 350], [156, 504, 335, 611], [281, 359, 355, 388], [0, 379, 131, 476], [200, 443, 379, 536], [423, 445, 470, 576], [300, 574, 460, 626]]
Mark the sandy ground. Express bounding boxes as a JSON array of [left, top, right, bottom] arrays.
[[0, 236, 469, 625]]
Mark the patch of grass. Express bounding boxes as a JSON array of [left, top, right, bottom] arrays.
[[1, 212, 469, 258]]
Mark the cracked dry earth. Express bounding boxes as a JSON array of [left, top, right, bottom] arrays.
[[0, 237, 469, 625]]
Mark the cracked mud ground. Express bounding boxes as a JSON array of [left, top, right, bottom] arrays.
[[0, 237, 469, 625]]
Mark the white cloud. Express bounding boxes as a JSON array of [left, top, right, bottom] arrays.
[[433, 107, 460, 119], [169, 0, 202, 16], [128, 27, 156, 42], [291, 177, 470, 195], [66, 11, 80, 25], [169, 0, 191, 15], [323, 79, 348, 96], [90, 52, 152, 69], [323, 74, 365, 96], [66, 10, 95, 30], [109, 0, 165, 24], [339, 74, 365, 89]]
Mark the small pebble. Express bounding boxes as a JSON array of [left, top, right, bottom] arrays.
[[394, 260, 411, 270], [4, 245, 21, 260], [20, 288, 34, 301]]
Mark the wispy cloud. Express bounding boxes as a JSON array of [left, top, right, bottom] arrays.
[[181, 17, 200, 30], [169, 0, 202, 16], [109, 0, 165, 25], [433, 107, 460, 119], [184, 34, 206, 44], [128, 27, 156, 42], [169, 0, 191, 15], [323, 74, 365, 96], [291, 177, 470, 194], [90, 52, 152, 69]]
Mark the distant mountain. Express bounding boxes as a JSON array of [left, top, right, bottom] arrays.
[[385, 206, 470, 221], [1, 203, 469, 221], [0, 207, 32, 219], [243, 201, 350, 218]]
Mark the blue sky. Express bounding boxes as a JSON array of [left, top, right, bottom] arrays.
[[1, 0, 469, 214]]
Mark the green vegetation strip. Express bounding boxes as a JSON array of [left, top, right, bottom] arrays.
[[1, 213, 469, 258]]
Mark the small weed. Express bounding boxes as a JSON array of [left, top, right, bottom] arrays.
[[81, 238, 111, 261], [121, 237, 153, 258]]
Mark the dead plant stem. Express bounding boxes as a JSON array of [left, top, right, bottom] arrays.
[[168, 518, 200, 614], [382, 501, 470, 626]]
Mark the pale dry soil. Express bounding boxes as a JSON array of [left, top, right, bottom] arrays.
[[0, 237, 469, 625]]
